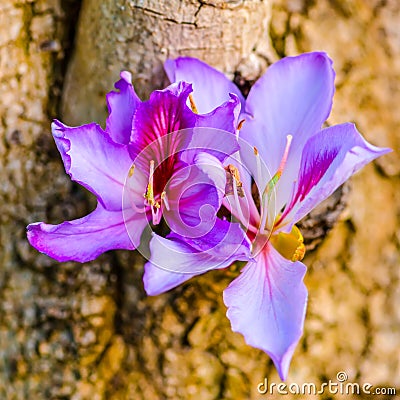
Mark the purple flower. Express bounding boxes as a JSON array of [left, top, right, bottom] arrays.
[[166, 52, 391, 379], [27, 71, 249, 265]]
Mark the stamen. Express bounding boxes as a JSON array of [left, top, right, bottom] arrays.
[[237, 119, 245, 131], [224, 164, 245, 198], [161, 191, 170, 211], [189, 94, 199, 114], [254, 146, 262, 188], [224, 164, 246, 224], [263, 134, 293, 198], [232, 176, 246, 224], [151, 203, 161, 225], [128, 164, 135, 177], [144, 160, 162, 225], [277, 134, 293, 175], [260, 135, 293, 232]]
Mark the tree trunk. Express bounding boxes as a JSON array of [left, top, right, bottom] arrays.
[[1, 0, 399, 399]]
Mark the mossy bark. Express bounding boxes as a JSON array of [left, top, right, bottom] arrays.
[[1, 0, 399, 399]]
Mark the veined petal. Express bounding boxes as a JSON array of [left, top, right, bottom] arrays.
[[27, 203, 141, 263], [278, 123, 392, 230], [52, 120, 133, 211], [223, 244, 307, 380], [106, 71, 141, 144], [242, 52, 335, 207], [129, 81, 195, 166], [164, 57, 245, 114]]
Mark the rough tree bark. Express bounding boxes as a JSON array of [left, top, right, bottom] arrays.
[[0, 0, 399, 399]]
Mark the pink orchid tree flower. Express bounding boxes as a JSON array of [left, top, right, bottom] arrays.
[[27, 72, 250, 270], [165, 52, 391, 380]]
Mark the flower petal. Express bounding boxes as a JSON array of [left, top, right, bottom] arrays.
[[195, 93, 240, 134], [106, 71, 141, 144], [168, 218, 251, 261], [223, 244, 307, 380], [143, 219, 250, 295], [26, 203, 142, 263], [242, 52, 335, 204], [129, 82, 195, 165], [52, 120, 133, 211], [278, 123, 392, 230], [143, 256, 196, 296], [163, 162, 222, 239], [165, 57, 245, 114]]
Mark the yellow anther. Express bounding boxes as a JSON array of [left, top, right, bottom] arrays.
[[144, 160, 156, 205], [237, 119, 245, 131], [128, 164, 135, 177], [224, 164, 245, 198], [270, 225, 306, 262], [189, 94, 199, 114]]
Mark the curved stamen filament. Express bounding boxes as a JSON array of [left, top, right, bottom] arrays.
[[224, 164, 246, 225], [161, 191, 170, 211], [254, 146, 262, 189], [189, 94, 199, 114], [260, 135, 293, 232], [144, 160, 161, 225]]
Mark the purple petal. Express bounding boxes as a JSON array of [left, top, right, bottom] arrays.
[[143, 220, 250, 295], [165, 57, 245, 114], [242, 52, 335, 207], [143, 258, 197, 296], [163, 162, 222, 238], [168, 218, 250, 261], [278, 123, 392, 229], [52, 120, 133, 211], [106, 71, 141, 144], [27, 203, 140, 263], [182, 94, 241, 163], [223, 244, 307, 380], [129, 82, 195, 164]]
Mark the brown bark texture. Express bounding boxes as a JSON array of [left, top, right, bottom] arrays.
[[0, 0, 399, 399]]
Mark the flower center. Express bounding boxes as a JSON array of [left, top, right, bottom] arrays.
[[270, 225, 306, 262], [144, 160, 170, 225]]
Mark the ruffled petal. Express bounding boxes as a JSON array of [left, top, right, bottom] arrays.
[[278, 123, 392, 230], [164, 57, 245, 114], [106, 71, 141, 144], [242, 52, 335, 207], [26, 203, 142, 263], [52, 120, 133, 211], [223, 244, 307, 380], [180, 95, 241, 164], [195, 94, 240, 135]]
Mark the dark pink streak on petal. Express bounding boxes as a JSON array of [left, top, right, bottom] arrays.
[[223, 243, 307, 380]]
